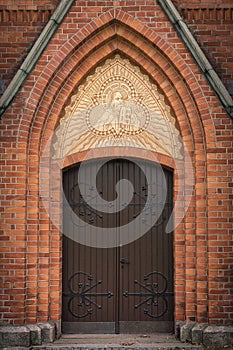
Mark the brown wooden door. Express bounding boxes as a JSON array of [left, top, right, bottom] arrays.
[[62, 158, 174, 334]]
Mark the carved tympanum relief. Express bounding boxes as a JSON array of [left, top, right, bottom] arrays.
[[53, 55, 182, 159]]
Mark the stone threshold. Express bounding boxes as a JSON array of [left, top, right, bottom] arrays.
[[33, 333, 203, 349]]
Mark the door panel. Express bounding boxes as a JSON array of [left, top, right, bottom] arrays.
[[62, 158, 173, 333], [118, 160, 173, 332], [62, 161, 118, 333]]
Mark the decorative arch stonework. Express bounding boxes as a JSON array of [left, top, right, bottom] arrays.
[[3, 8, 223, 328], [62, 149, 175, 171], [53, 55, 182, 160]]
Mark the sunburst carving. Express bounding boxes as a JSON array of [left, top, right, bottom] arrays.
[[53, 55, 182, 159]]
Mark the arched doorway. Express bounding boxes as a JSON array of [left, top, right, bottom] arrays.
[[62, 157, 174, 333]]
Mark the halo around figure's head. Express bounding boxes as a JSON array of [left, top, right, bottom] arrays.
[[112, 91, 123, 102]]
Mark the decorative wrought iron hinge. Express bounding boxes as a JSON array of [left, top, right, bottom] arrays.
[[68, 182, 168, 228], [63, 271, 113, 318], [123, 271, 174, 318]]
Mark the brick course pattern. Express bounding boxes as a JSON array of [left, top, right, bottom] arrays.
[[176, 2, 233, 99], [0, 1, 233, 99], [0, 0, 232, 328]]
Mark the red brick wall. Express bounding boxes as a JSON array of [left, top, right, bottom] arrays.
[[0, 1, 233, 98], [0, 0, 232, 328], [0, 1, 58, 96], [175, 1, 233, 98]]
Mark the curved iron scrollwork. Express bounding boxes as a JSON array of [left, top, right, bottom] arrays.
[[68, 182, 167, 228], [63, 271, 113, 318], [70, 184, 104, 225], [123, 271, 173, 319]]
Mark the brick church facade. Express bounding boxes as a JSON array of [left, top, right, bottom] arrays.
[[0, 0, 232, 343]]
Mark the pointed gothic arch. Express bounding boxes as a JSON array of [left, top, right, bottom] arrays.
[[7, 11, 215, 325]]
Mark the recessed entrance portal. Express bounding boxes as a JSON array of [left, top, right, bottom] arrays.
[[62, 158, 174, 333]]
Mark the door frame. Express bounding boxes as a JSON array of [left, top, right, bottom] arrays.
[[61, 152, 175, 334]]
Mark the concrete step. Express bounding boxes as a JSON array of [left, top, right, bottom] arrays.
[[31, 334, 203, 350], [32, 347, 203, 350], [1, 324, 233, 349], [1, 347, 204, 350]]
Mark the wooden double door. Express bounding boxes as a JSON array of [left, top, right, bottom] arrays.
[[62, 158, 174, 334]]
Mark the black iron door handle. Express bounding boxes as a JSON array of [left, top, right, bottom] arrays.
[[120, 258, 129, 265]]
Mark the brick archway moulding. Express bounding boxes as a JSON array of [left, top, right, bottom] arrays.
[[20, 9, 216, 144], [62, 148, 175, 171]]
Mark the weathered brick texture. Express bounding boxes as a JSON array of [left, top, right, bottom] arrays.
[[0, 2, 58, 96], [0, 0, 232, 328], [175, 1, 233, 98]]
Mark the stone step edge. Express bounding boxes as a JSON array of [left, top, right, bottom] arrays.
[[0, 321, 57, 348], [0, 321, 233, 348], [0, 346, 204, 350], [178, 322, 233, 348], [32, 343, 203, 349], [31, 344, 233, 350]]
